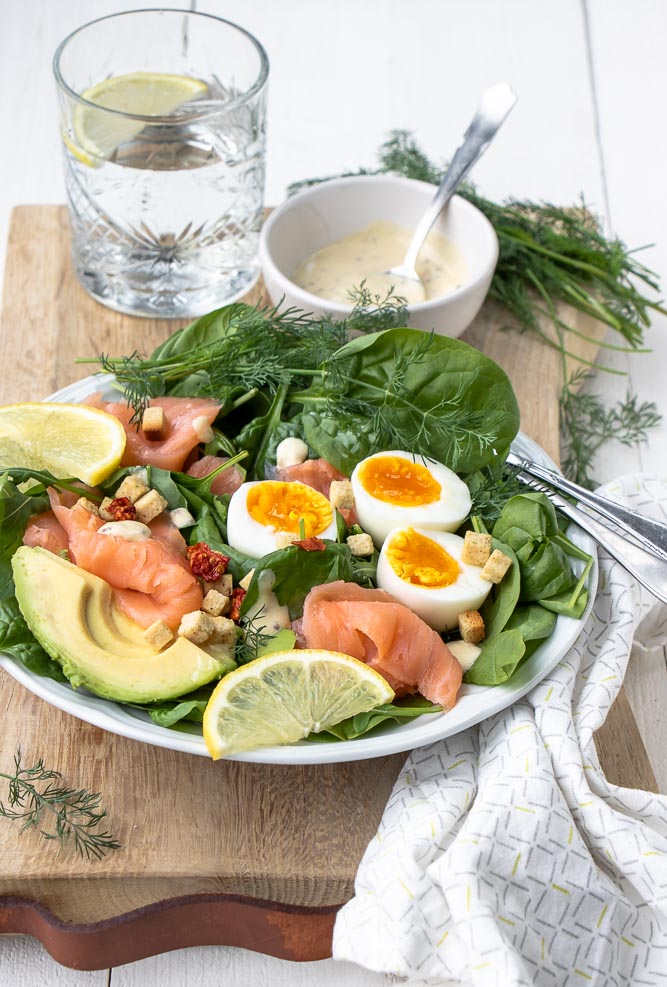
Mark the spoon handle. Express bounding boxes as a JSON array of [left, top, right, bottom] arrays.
[[401, 83, 518, 273]]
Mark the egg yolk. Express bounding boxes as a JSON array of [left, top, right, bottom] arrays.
[[387, 528, 460, 588], [247, 481, 333, 536], [358, 455, 441, 506]]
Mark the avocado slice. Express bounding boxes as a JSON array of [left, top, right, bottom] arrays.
[[12, 546, 236, 704]]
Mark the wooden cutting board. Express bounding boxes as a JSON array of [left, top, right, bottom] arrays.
[[0, 206, 658, 970]]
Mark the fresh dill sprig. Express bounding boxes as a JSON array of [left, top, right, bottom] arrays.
[[0, 750, 120, 860], [92, 292, 408, 427], [467, 463, 527, 527], [560, 370, 662, 488], [235, 612, 274, 665], [345, 281, 410, 332]]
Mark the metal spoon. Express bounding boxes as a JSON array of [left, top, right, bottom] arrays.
[[385, 82, 518, 302]]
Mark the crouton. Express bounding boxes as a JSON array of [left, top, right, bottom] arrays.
[[329, 479, 354, 511], [239, 568, 255, 591], [461, 531, 493, 567], [141, 406, 166, 440], [75, 497, 100, 517], [134, 489, 168, 524], [209, 573, 233, 597], [346, 533, 374, 557], [115, 474, 150, 504], [178, 610, 215, 645], [202, 589, 230, 617], [276, 531, 299, 549], [447, 639, 482, 673], [481, 549, 513, 584], [99, 497, 115, 521], [143, 620, 173, 651], [209, 616, 237, 648], [168, 507, 196, 529], [458, 610, 485, 645], [192, 415, 214, 443]]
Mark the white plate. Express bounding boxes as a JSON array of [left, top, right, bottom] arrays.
[[0, 374, 597, 764]]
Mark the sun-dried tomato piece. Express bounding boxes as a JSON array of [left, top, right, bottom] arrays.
[[108, 497, 136, 521], [187, 542, 230, 582], [229, 587, 246, 622], [294, 536, 327, 552]]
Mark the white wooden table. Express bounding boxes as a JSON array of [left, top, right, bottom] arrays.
[[1, 1, 666, 982]]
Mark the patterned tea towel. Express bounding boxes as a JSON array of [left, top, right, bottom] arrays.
[[333, 475, 667, 986]]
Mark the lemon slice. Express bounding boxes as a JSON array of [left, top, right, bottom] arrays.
[[0, 403, 126, 486], [69, 72, 208, 164], [203, 649, 395, 759]]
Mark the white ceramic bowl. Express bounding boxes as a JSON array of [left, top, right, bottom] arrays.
[[259, 175, 499, 336]]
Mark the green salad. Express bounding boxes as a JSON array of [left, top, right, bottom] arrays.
[[0, 300, 593, 746]]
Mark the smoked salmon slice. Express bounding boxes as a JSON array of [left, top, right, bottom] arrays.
[[275, 458, 347, 496], [186, 455, 244, 495], [51, 501, 202, 631], [86, 395, 221, 472], [301, 580, 462, 710], [23, 511, 70, 555]]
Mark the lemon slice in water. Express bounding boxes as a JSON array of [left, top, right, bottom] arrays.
[[68, 72, 208, 165], [0, 403, 126, 486], [203, 649, 395, 759]]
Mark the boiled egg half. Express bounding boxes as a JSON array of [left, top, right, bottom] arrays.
[[350, 450, 472, 547], [377, 526, 492, 631], [227, 480, 337, 559]]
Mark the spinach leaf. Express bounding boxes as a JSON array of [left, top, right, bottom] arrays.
[[294, 327, 520, 475], [0, 474, 49, 599], [517, 540, 575, 602], [478, 538, 520, 638], [145, 467, 189, 510], [539, 586, 589, 619], [464, 628, 526, 685], [235, 383, 288, 480], [260, 415, 314, 471], [240, 542, 354, 620], [492, 492, 576, 603], [493, 491, 560, 542], [349, 549, 379, 589], [150, 303, 255, 361], [148, 699, 208, 727], [505, 604, 557, 642], [308, 697, 442, 742], [300, 412, 376, 476], [183, 493, 229, 548]]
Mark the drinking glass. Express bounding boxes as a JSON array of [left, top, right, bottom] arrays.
[[54, 9, 269, 318]]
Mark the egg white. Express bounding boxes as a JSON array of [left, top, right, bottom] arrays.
[[350, 449, 472, 547], [227, 480, 338, 559], [376, 526, 492, 631]]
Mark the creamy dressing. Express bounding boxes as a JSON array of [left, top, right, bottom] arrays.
[[292, 220, 468, 305], [244, 569, 291, 633]]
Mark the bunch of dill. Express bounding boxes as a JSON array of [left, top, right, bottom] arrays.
[[289, 131, 663, 487]]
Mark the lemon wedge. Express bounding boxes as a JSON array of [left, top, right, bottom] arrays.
[[0, 403, 127, 486], [203, 649, 395, 759], [69, 72, 208, 165]]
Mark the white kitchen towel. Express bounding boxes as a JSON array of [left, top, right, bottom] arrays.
[[333, 474, 667, 986]]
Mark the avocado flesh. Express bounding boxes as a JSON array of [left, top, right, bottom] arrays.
[[12, 546, 236, 703]]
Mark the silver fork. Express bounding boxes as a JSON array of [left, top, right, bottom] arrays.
[[506, 451, 667, 604]]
